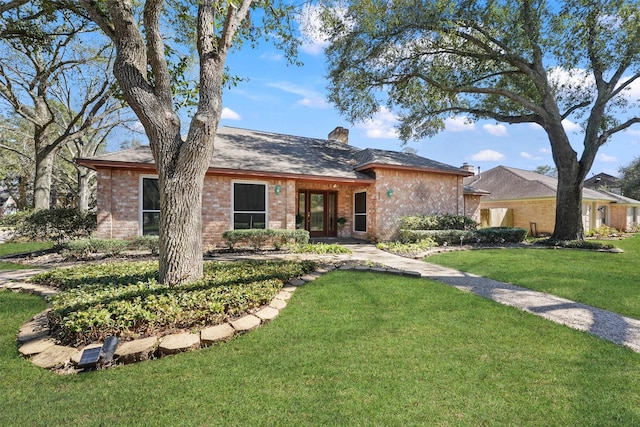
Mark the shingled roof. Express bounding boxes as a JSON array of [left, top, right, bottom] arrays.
[[77, 126, 471, 181], [463, 166, 619, 201]]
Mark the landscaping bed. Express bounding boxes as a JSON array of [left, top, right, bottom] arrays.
[[30, 259, 317, 346]]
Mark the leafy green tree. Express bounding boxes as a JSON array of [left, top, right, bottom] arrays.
[[534, 165, 558, 178], [79, 0, 299, 285], [0, 115, 34, 209], [619, 157, 640, 200], [0, 4, 129, 209], [321, 0, 640, 240]]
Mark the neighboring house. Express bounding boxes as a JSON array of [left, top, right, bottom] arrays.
[[584, 172, 622, 194], [77, 126, 478, 247], [464, 166, 640, 236], [0, 188, 17, 216]]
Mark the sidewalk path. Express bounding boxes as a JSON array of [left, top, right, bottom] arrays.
[[3, 244, 640, 354]]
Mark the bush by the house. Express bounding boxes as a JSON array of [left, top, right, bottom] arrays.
[[61, 236, 161, 259], [287, 242, 352, 254], [398, 213, 478, 231], [1, 208, 96, 243], [33, 259, 317, 345], [222, 229, 309, 250], [399, 227, 527, 245], [376, 238, 438, 257]]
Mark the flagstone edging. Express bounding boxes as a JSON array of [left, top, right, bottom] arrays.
[[3, 262, 421, 374]]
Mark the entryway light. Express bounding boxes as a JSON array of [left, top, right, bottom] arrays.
[[387, 188, 394, 198], [275, 185, 281, 196]]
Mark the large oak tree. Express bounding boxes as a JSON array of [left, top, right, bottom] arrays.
[[321, 0, 640, 240], [80, 0, 298, 285]]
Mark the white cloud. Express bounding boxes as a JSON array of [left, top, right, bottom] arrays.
[[521, 151, 542, 160], [356, 106, 399, 139], [562, 119, 582, 132], [260, 51, 283, 61], [445, 116, 475, 132], [598, 153, 617, 162], [539, 147, 552, 154], [483, 123, 508, 137], [471, 149, 505, 161], [267, 81, 328, 109], [221, 108, 241, 120]]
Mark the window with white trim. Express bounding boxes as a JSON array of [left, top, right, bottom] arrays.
[[354, 191, 367, 232], [141, 177, 160, 235], [233, 182, 266, 229]]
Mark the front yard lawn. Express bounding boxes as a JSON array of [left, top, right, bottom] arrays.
[[2, 270, 640, 425], [0, 241, 54, 270], [427, 234, 640, 319]]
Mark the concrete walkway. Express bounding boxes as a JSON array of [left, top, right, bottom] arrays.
[[3, 244, 640, 355]]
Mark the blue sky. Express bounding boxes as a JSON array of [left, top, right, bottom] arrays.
[[111, 12, 640, 179]]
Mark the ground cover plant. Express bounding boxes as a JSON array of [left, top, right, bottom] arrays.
[[2, 271, 640, 425], [31, 260, 316, 346], [427, 234, 640, 319]]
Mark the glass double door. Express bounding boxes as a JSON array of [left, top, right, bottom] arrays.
[[297, 191, 337, 237]]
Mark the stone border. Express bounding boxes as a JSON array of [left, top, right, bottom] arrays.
[[5, 262, 422, 374]]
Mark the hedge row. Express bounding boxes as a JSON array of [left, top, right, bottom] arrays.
[[398, 213, 478, 231], [222, 229, 310, 250], [398, 227, 528, 245], [61, 236, 160, 259]]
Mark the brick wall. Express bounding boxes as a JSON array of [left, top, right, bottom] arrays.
[[95, 169, 141, 239], [372, 169, 463, 241], [95, 167, 467, 245]]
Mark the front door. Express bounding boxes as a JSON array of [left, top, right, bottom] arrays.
[[297, 191, 337, 237]]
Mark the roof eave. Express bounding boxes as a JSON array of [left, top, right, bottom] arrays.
[[75, 159, 376, 184], [355, 162, 473, 176]]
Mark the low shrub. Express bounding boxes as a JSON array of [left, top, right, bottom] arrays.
[[34, 259, 317, 345], [222, 229, 309, 250], [535, 239, 616, 250], [287, 243, 352, 254], [585, 225, 619, 238], [129, 235, 160, 255], [62, 239, 130, 259], [2, 208, 96, 243], [376, 238, 438, 257], [61, 236, 161, 259], [398, 213, 478, 231], [398, 227, 527, 245]]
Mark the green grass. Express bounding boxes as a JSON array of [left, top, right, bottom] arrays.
[[2, 271, 640, 425], [427, 234, 640, 319], [0, 241, 53, 271]]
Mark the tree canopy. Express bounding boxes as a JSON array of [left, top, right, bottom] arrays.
[[78, 0, 299, 285], [619, 157, 640, 200], [321, 0, 640, 240]]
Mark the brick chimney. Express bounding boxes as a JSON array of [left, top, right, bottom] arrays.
[[460, 163, 475, 174], [328, 127, 349, 144]]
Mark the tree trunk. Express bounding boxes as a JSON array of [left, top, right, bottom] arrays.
[[552, 167, 585, 240], [77, 166, 94, 212], [33, 147, 54, 209], [158, 170, 205, 283]]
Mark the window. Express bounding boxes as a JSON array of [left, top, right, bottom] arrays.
[[354, 191, 367, 232], [141, 177, 160, 235], [233, 182, 266, 229]]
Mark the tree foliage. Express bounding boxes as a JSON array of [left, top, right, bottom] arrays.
[[619, 157, 640, 200], [321, 0, 640, 240], [78, 0, 299, 285], [0, 3, 132, 209]]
